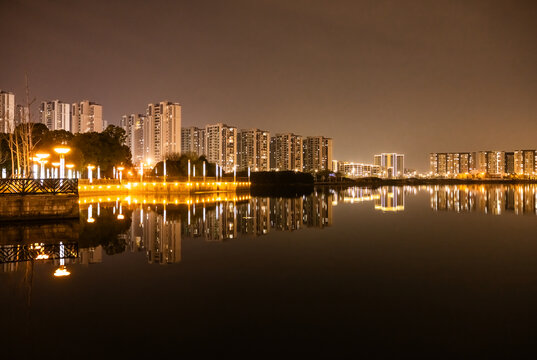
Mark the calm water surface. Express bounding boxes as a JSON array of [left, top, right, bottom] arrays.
[[2, 185, 537, 356]]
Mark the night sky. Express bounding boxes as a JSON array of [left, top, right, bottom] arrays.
[[1, 0, 536, 171]]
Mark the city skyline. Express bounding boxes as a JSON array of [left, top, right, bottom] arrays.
[[2, 0, 537, 171]]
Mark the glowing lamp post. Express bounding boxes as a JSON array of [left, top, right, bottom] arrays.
[[117, 166, 124, 183], [233, 165, 236, 183], [66, 164, 75, 179], [53, 147, 70, 179], [203, 162, 206, 182], [51, 162, 60, 178], [38, 159, 48, 180], [140, 162, 144, 182], [248, 166, 250, 182], [188, 159, 191, 182], [31, 157, 39, 179], [35, 153, 50, 179], [87, 165, 95, 183]]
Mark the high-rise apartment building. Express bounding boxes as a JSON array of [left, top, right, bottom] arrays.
[[514, 150, 536, 175], [0, 90, 15, 133], [430, 152, 476, 176], [270, 133, 303, 171], [487, 151, 505, 175], [476, 151, 490, 173], [144, 102, 182, 164], [505, 152, 515, 174], [121, 114, 146, 166], [205, 123, 237, 172], [15, 105, 29, 127], [375, 153, 404, 178], [303, 136, 333, 172], [237, 129, 270, 171], [40, 100, 71, 131], [71, 100, 103, 133], [181, 126, 206, 156]]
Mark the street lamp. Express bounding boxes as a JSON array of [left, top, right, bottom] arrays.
[[117, 166, 124, 182], [51, 162, 60, 178], [53, 147, 70, 179], [38, 159, 48, 180], [66, 164, 75, 179], [35, 153, 50, 179], [87, 165, 95, 183]]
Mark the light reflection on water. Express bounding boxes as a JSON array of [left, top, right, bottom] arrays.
[[4, 184, 537, 271], [4, 184, 537, 355]]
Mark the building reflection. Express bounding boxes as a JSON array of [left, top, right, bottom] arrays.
[[80, 192, 336, 265], [429, 185, 537, 215], [333, 186, 407, 212]]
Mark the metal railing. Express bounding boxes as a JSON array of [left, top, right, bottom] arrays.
[[134, 175, 250, 183], [0, 178, 79, 195], [0, 242, 78, 263]]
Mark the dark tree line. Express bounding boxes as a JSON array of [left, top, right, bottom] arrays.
[[0, 124, 132, 177], [151, 153, 217, 178]]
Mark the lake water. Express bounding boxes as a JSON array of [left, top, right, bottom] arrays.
[[2, 185, 537, 356]]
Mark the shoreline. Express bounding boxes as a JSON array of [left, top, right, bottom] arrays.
[[314, 178, 537, 187]]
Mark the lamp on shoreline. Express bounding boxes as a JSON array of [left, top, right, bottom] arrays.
[[53, 146, 70, 179]]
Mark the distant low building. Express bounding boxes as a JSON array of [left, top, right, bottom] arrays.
[[338, 161, 380, 177]]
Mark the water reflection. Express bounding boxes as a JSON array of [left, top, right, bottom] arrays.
[[333, 186, 407, 212], [2, 188, 410, 272], [6, 184, 537, 272], [429, 184, 537, 215]]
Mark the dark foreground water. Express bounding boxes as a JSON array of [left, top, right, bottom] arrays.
[[2, 185, 537, 356]]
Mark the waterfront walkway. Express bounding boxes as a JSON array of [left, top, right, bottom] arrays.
[[78, 178, 250, 195]]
